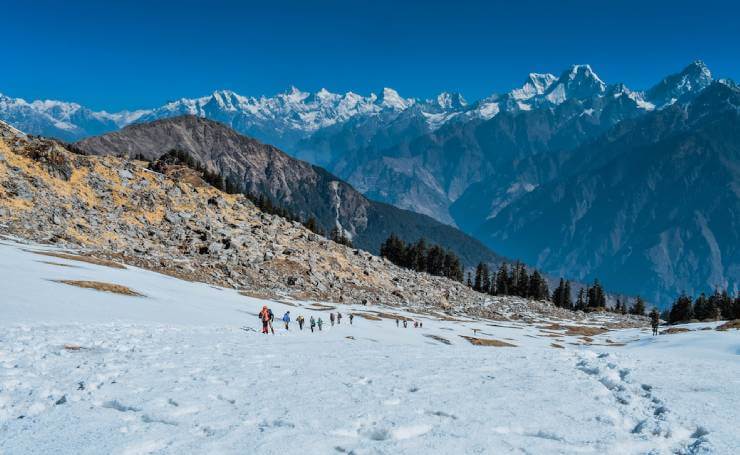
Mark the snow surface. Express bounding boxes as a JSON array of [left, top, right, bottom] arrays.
[[1, 238, 737, 454]]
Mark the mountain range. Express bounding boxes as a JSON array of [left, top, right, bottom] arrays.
[[1, 60, 736, 306]]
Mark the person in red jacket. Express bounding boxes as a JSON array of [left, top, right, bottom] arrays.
[[259, 306, 271, 334]]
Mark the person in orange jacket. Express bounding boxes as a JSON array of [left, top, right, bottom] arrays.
[[258, 306, 271, 334]]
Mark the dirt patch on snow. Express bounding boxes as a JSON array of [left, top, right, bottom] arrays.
[[460, 336, 516, 347], [716, 320, 740, 331], [353, 312, 382, 321], [33, 251, 126, 269], [424, 334, 452, 345], [54, 280, 143, 297], [661, 327, 692, 335]]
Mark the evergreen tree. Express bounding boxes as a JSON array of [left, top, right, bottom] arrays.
[[473, 263, 484, 292], [668, 293, 693, 324], [495, 263, 509, 296], [552, 278, 565, 307], [563, 280, 573, 310], [693, 293, 708, 321], [479, 263, 491, 293], [716, 290, 733, 320], [629, 296, 646, 316], [575, 288, 586, 311], [466, 271, 472, 288], [303, 217, 323, 236]]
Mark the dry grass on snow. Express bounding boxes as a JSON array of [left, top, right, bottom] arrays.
[[54, 280, 144, 297], [33, 251, 126, 269], [460, 336, 517, 347]]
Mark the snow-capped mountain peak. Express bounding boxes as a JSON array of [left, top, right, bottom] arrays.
[[544, 64, 607, 104], [378, 87, 412, 110], [436, 92, 467, 110], [510, 73, 557, 100], [646, 60, 714, 108]]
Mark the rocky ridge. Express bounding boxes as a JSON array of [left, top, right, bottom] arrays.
[[0, 121, 604, 322]]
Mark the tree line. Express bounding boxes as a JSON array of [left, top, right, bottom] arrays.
[[666, 289, 740, 324], [468, 261, 550, 300], [552, 278, 648, 315], [380, 234, 464, 282]]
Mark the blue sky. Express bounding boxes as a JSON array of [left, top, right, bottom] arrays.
[[2, 0, 738, 111]]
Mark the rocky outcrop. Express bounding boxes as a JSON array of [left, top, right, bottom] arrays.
[[1, 122, 579, 321], [73, 115, 502, 267]]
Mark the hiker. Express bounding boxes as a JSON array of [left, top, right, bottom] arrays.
[[282, 311, 291, 330], [419, 321, 422, 328], [310, 316, 316, 332], [414, 321, 418, 328], [330, 313, 335, 326], [268, 307, 275, 334], [650, 309, 660, 336], [258, 306, 271, 334], [403, 320, 407, 328], [337, 312, 342, 325], [349, 314, 354, 325], [318, 317, 324, 331], [396, 319, 399, 327], [297, 315, 305, 331]]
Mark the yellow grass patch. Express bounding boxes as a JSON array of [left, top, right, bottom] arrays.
[[33, 251, 125, 269], [716, 320, 740, 331], [54, 280, 143, 297], [460, 336, 517, 347], [352, 312, 382, 321], [661, 327, 692, 335]]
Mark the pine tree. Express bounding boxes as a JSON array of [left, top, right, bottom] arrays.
[[704, 295, 721, 321], [480, 263, 491, 294], [668, 293, 693, 324], [630, 296, 646, 316], [303, 217, 323, 236], [473, 263, 484, 292], [693, 293, 708, 321], [575, 288, 586, 311], [552, 278, 565, 307], [495, 263, 509, 296], [466, 271, 472, 288], [563, 280, 572, 310]]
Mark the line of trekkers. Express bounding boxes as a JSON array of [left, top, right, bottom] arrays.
[[258, 306, 355, 334]]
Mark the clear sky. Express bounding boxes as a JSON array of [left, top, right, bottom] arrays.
[[2, 0, 738, 111]]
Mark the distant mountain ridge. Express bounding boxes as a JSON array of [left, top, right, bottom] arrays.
[[476, 81, 740, 306]]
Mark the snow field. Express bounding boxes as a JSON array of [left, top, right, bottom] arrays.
[[1, 238, 737, 454]]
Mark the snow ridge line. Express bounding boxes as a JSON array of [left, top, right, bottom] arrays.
[[574, 351, 711, 454]]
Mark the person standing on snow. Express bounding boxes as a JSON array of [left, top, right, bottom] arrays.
[[330, 313, 335, 326], [258, 306, 271, 334], [282, 311, 291, 330], [310, 316, 316, 332], [349, 314, 354, 325], [403, 320, 407, 328], [318, 317, 324, 331], [396, 319, 399, 327], [297, 315, 305, 330], [649, 309, 660, 336], [268, 307, 275, 334], [337, 313, 342, 325]]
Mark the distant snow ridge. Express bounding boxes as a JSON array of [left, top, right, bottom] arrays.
[[0, 61, 721, 143]]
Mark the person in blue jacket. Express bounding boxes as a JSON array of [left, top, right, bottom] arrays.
[[282, 311, 291, 330]]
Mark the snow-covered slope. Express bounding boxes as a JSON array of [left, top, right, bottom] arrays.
[[1, 238, 736, 454]]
